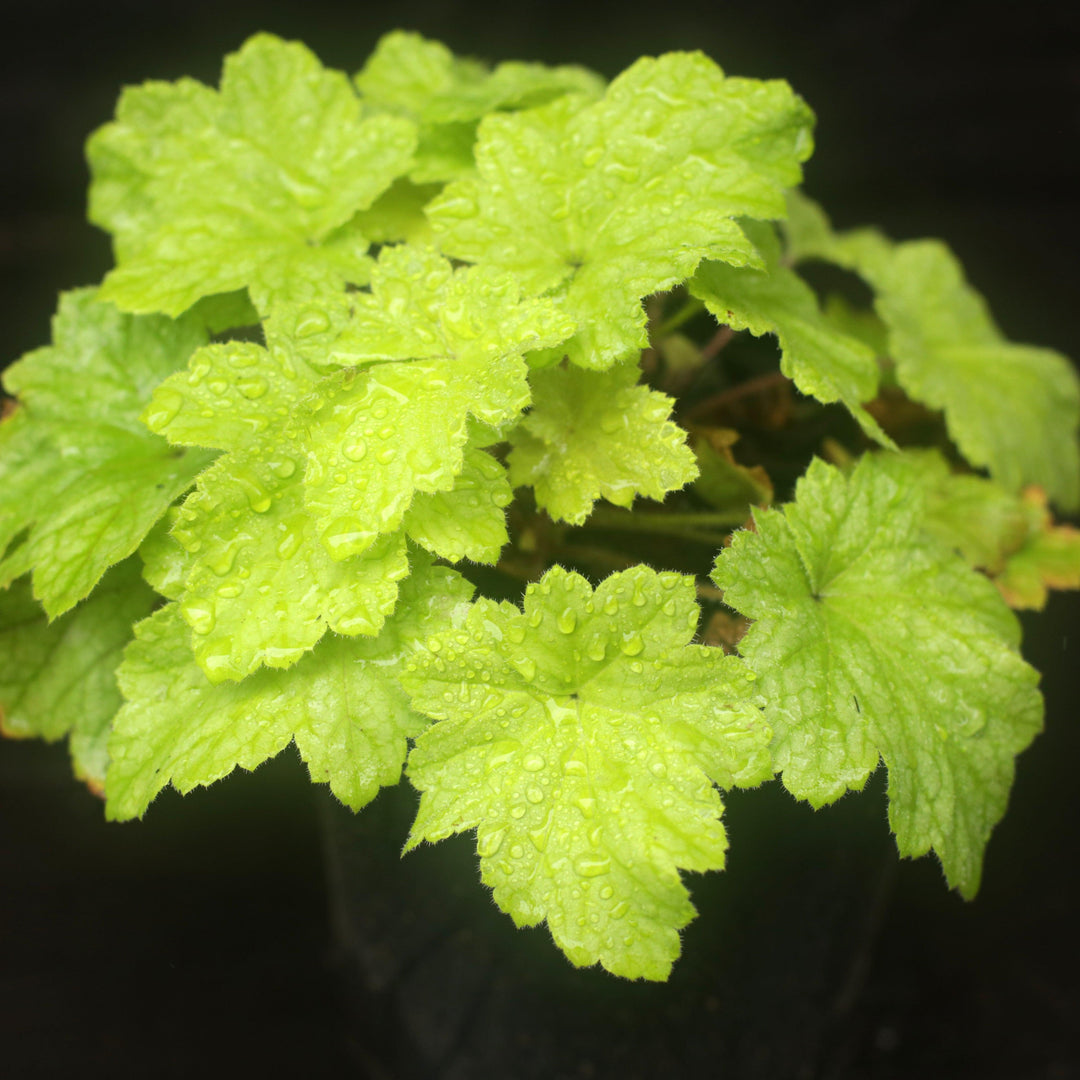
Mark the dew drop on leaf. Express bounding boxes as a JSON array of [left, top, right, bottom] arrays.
[[185, 603, 216, 636], [522, 753, 545, 772], [557, 607, 577, 634], [477, 827, 507, 858], [144, 388, 184, 430], [342, 440, 367, 462], [295, 307, 330, 337], [619, 631, 645, 656], [574, 854, 610, 878]]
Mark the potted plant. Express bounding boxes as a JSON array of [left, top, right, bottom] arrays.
[[2, 27, 1077, 1073]]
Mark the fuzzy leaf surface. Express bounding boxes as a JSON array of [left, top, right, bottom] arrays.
[[106, 561, 472, 820], [690, 221, 892, 445], [402, 565, 770, 980], [429, 52, 813, 369], [507, 363, 697, 524], [355, 30, 604, 182], [713, 456, 1043, 896], [0, 560, 155, 792], [91, 33, 416, 315], [0, 290, 212, 615], [403, 445, 513, 562]]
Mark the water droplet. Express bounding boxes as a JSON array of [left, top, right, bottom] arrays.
[[233, 469, 272, 513], [342, 440, 367, 462], [526, 785, 544, 804], [237, 376, 268, 400], [522, 753, 545, 772], [207, 544, 238, 577], [513, 656, 537, 682], [377, 425, 395, 440], [562, 754, 588, 777], [376, 447, 396, 465], [574, 795, 596, 818], [557, 607, 577, 634], [216, 583, 242, 598], [322, 517, 374, 559], [650, 761, 667, 777], [476, 827, 506, 858], [574, 854, 611, 878], [602, 595, 620, 616], [185, 602, 216, 636], [144, 388, 183, 430], [583, 147, 603, 168], [610, 901, 629, 920], [275, 524, 303, 560], [510, 805, 526, 820], [270, 458, 297, 479], [586, 635, 607, 662], [296, 307, 330, 337], [619, 631, 644, 656]]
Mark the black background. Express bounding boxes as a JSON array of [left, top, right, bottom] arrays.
[[1, 2, 1078, 1076]]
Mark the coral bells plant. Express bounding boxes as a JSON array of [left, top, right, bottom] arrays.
[[2, 30, 1078, 980]]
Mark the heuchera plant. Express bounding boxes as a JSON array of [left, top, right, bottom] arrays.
[[2, 31, 1078, 981]]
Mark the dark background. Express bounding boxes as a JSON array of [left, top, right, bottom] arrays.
[[1, 1, 1078, 1076]]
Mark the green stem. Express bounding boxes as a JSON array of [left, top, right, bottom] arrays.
[[580, 506, 748, 543], [652, 298, 705, 339]]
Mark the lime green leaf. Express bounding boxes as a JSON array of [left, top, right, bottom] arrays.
[[876, 449, 1030, 574], [690, 221, 893, 445], [355, 30, 604, 182], [138, 511, 190, 600], [106, 560, 473, 820], [995, 491, 1080, 610], [0, 290, 213, 616], [871, 450, 1080, 612], [172, 451, 409, 682], [429, 52, 814, 370], [782, 194, 1080, 507], [402, 565, 770, 980], [878, 243, 1079, 507], [291, 245, 573, 558], [351, 179, 440, 245], [507, 362, 697, 524], [0, 560, 155, 793], [713, 456, 1043, 897], [403, 445, 513, 562], [91, 33, 417, 315], [144, 332, 411, 682]]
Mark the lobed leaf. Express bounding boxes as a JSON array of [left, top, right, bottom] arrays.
[[0, 290, 213, 616], [782, 193, 1080, 507], [106, 560, 472, 820], [429, 52, 814, 370], [91, 33, 417, 315], [507, 362, 698, 524], [0, 560, 155, 792], [713, 455, 1044, 897], [690, 221, 893, 445], [355, 30, 604, 182], [402, 565, 770, 980]]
